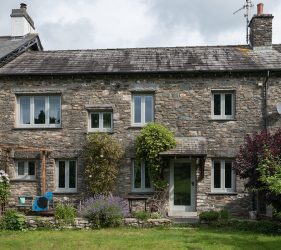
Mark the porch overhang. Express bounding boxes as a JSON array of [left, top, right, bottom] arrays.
[[159, 137, 207, 157]]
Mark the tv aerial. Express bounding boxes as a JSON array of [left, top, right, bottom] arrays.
[[233, 0, 254, 44]]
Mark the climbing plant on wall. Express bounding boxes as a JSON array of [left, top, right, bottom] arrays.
[[83, 133, 124, 195], [135, 123, 176, 190], [0, 170, 10, 214]]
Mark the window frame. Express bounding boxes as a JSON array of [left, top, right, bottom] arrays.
[[131, 93, 154, 126], [88, 111, 113, 132], [211, 159, 236, 193], [16, 95, 61, 128], [55, 160, 77, 193], [132, 160, 154, 193], [211, 91, 235, 120], [15, 160, 36, 180]]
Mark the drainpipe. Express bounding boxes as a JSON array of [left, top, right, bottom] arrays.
[[263, 70, 270, 130]]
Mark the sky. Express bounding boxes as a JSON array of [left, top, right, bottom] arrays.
[[0, 0, 281, 50]]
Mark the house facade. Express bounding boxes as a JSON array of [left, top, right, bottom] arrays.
[[0, 4, 281, 217]]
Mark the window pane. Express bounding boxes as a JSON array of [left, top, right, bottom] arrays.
[[103, 113, 112, 129], [225, 94, 232, 116], [145, 163, 151, 189], [28, 161, 35, 176], [18, 162, 25, 175], [49, 96, 61, 124], [34, 96, 46, 124], [91, 113, 99, 128], [20, 97, 30, 124], [225, 162, 232, 189], [134, 161, 141, 189], [134, 96, 142, 123], [58, 161, 65, 188], [214, 162, 221, 188], [69, 161, 76, 189], [214, 94, 221, 115], [145, 96, 153, 123]]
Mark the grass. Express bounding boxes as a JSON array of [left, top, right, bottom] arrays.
[[0, 227, 280, 250]]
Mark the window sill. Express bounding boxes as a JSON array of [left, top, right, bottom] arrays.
[[10, 179, 36, 183], [13, 127, 62, 130], [208, 192, 238, 195], [209, 119, 236, 122], [87, 130, 114, 134], [53, 192, 79, 195]]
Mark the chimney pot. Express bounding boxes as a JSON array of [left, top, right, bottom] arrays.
[[257, 3, 264, 15], [20, 3, 27, 9]]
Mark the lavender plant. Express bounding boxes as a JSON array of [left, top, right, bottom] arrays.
[[79, 195, 129, 228]]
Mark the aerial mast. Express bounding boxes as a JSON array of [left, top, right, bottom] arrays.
[[233, 0, 254, 44]]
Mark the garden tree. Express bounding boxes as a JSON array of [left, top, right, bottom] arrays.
[[135, 123, 176, 190], [257, 149, 281, 211], [234, 129, 281, 211], [234, 130, 281, 189], [83, 133, 124, 195]]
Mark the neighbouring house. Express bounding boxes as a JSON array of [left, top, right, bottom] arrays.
[[0, 3, 281, 218], [0, 3, 43, 67]]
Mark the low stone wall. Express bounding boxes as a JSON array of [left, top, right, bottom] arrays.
[[26, 216, 171, 229]]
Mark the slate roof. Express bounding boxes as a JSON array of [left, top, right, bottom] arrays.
[[159, 137, 207, 156], [1, 44, 281, 75], [0, 34, 43, 67]]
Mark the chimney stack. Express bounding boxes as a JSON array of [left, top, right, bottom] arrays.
[[249, 3, 273, 50], [257, 3, 264, 15], [10, 3, 35, 37]]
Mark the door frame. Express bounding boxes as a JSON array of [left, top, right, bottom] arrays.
[[169, 158, 196, 213]]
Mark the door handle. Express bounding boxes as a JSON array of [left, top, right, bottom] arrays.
[[192, 181, 194, 186]]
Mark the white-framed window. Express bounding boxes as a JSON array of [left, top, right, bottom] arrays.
[[56, 160, 77, 192], [132, 160, 153, 192], [132, 94, 154, 126], [211, 159, 236, 193], [211, 92, 234, 119], [88, 112, 113, 132], [17, 95, 61, 128], [15, 160, 36, 180]]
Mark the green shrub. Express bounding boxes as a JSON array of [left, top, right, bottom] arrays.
[[219, 209, 230, 220], [80, 196, 129, 228], [133, 211, 151, 220], [150, 212, 161, 219], [136, 123, 176, 190], [1, 209, 26, 230], [83, 133, 124, 195], [199, 210, 220, 223], [54, 203, 76, 225]]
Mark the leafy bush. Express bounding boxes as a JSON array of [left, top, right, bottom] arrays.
[[219, 209, 230, 220], [136, 123, 176, 190], [0, 170, 10, 206], [199, 211, 220, 222], [133, 211, 151, 220], [150, 212, 161, 219], [1, 210, 26, 230], [83, 133, 124, 195], [79, 195, 129, 228], [54, 203, 76, 225]]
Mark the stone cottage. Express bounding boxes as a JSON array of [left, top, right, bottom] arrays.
[[0, 3, 281, 217]]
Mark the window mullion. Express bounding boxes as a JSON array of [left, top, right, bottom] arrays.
[[222, 160, 225, 190], [31, 97, 34, 125], [141, 162, 145, 190], [99, 113, 103, 130], [46, 96, 49, 125], [141, 96, 145, 125], [221, 94, 225, 117], [66, 161, 69, 189]]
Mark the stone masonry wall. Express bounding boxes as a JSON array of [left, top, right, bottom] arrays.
[[0, 73, 280, 217]]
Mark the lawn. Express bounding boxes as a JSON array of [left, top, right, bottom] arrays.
[[0, 227, 280, 250]]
